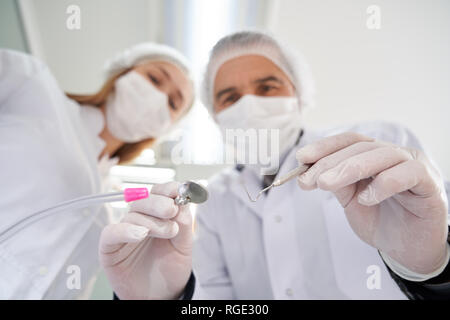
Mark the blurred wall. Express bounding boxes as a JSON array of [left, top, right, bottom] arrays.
[[19, 0, 164, 93], [0, 0, 29, 52], [270, 0, 450, 178]]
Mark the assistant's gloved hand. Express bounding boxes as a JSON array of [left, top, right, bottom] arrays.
[[296, 132, 449, 276], [99, 182, 193, 300]]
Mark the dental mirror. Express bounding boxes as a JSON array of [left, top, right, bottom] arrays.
[[175, 181, 209, 206]]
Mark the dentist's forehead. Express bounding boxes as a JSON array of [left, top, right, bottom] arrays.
[[214, 55, 290, 92]]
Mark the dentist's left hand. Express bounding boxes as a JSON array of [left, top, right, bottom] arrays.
[[99, 182, 193, 300]]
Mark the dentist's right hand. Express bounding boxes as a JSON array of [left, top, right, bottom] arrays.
[[99, 182, 193, 300]]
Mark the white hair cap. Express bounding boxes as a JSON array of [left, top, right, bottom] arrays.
[[104, 42, 192, 79], [201, 31, 315, 114]]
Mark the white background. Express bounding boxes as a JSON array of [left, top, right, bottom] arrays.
[[271, 0, 450, 178]]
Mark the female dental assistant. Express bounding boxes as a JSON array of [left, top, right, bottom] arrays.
[[0, 43, 194, 299], [99, 32, 450, 300]]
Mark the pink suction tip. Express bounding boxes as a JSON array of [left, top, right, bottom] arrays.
[[124, 188, 149, 203]]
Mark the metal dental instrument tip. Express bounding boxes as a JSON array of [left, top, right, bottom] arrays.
[[244, 184, 274, 203], [243, 164, 312, 203]]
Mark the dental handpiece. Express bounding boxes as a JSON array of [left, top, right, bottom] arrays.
[[0, 182, 210, 243], [245, 164, 312, 202], [0, 188, 150, 243]]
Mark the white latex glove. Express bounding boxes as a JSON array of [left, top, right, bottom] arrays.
[[99, 182, 193, 300], [296, 132, 449, 275]]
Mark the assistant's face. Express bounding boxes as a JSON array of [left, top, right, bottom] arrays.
[[133, 61, 193, 121], [213, 55, 296, 114]]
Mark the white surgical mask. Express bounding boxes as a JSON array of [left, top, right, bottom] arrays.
[[216, 95, 302, 175], [106, 71, 172, 143]]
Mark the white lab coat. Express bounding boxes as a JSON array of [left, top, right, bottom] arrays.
[[0, 50, 112, 299], [192, 121, 450, 300]]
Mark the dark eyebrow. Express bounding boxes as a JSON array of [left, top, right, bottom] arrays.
[[157, 66, 172, 81], [253, 76, 284, 85], [215, 87, 237, 101]]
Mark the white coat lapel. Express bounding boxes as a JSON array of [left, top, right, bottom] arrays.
[[228, 167, 267, 218], [227, 129, 321, 218], [321, 192, 407, 299]]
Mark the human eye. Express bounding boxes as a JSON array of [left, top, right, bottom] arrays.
[[168, 98, 178, 111], [258, 84, 276, 94], [222, 93, 240, 106], [147, 72, 161, 86]]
